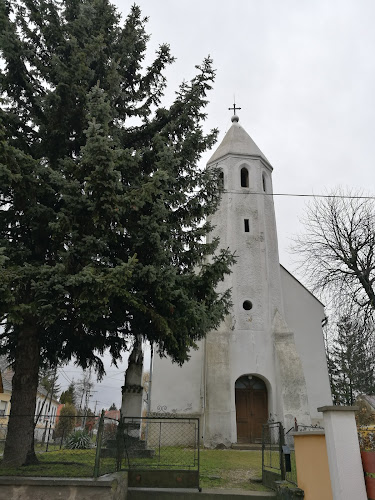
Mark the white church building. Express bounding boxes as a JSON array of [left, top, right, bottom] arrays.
[[149, 114, 332, 447]]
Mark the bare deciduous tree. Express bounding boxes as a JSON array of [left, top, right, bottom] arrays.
[[293, 189, 375, 317]]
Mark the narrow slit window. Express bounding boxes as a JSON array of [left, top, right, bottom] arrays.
[[241, 167, 249, 187], [219, 171, 224, 188], [244, 219, 250, 232], [262, 173, 266, 192]]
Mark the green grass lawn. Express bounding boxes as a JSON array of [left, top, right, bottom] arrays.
[[0, 449, 98, 477], [200, 449, 270, 491], [0, 446, 271, 492]]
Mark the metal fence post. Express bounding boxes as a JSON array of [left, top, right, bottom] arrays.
[[262, 424, 265, 482], [197, 419, 201, 492], [279, 423, 286, 481], [45, 421, 52, 452], [158, 421, 162, 462], [116, 417, 124, 471], [93, 410, 105, 478], [60, 428, 64, 450]]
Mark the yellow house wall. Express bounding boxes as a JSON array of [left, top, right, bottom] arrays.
[[294, 432, 333, 500], [0, 392, 11, 429], [0, 391, 59, 432]]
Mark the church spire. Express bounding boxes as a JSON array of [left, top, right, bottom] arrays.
[[207, 113, 271, 167]]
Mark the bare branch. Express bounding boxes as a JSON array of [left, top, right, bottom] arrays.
[[293, 188, 375, 319]]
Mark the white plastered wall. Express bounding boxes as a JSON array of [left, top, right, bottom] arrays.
[[150, 341, 204, 417], [280, 266, 332, 423]]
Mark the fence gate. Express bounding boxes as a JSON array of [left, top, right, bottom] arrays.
[[262, 422, 285, 489], [98, 416, 200, 490]]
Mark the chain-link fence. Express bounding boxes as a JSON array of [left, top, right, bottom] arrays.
[[95, 415, 200, 488], [124, 416, 199, 469], [0, 413, 200, 488], [0, 413, 101, 474]]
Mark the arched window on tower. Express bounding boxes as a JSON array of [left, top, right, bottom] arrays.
[[240, 167, 249, 188]]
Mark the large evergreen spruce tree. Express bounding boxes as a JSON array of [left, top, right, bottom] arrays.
[[0, 0, 234, 466]]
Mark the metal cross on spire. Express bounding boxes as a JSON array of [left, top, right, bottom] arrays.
[[228, 102, 241, 115]]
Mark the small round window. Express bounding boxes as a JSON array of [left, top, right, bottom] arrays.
[[243, 300, 253, 311]]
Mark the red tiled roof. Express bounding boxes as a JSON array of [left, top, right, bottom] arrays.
[[104, 409, 120, 420]]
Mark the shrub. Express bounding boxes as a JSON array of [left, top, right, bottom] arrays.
[[356, 399, 375, 427], [65, 430, 91, 450], [54, 404, 77, 439], [358, 426, 375, 451]]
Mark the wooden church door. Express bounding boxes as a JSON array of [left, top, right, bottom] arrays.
[[235, 375, 268, 443]]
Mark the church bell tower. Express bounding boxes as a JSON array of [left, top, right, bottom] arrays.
[[204, 113, 310, 446]]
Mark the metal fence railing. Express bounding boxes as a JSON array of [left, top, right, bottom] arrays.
[[0, 414, 101, 472], [262, 421, 285, 488], [123, 416, 199, 469], [284, 423, 324, 487], [95, 415, 200, 488], [0, 413, 200, 489], [262, 421, 302, 488]]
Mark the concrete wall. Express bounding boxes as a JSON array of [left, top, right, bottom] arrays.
[[0, 473, 128, 500], [280, 268, 332, 423], [293, 431, 332, 500]]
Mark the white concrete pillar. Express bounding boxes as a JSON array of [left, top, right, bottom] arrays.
[[318, 405, 366, 500]]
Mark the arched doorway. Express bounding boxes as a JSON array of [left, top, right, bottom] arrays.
[[235, 375, 268, 443]]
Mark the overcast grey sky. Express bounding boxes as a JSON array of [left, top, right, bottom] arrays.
[[59, 0, 375, 409]]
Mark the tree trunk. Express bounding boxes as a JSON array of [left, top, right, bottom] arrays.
[[3, 323, 40, 467], [25, 432, 39, 465]]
